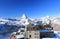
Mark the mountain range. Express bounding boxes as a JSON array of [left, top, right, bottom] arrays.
[[0, 14, 60, 34], [0, 14, 60, 26]]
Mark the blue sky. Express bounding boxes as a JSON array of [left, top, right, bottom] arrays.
[[0, 0, 60, 18]]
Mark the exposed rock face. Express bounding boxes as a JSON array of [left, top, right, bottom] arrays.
[[53, 24, 60, 31]]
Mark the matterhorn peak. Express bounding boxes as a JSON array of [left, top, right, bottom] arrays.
[[44, 16, 51, 19], [21, 14, 27, 19], [46, 16, 50, 18]]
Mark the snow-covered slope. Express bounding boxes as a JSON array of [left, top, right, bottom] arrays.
[[0, 14, 60, 26], [0, 18, 9, 24], [0, 14, 60, 29]]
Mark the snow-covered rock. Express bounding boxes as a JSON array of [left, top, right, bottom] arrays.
[[16, 35, 25, 39], [41, 16, 51, 25]]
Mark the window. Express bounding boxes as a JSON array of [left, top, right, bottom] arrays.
[[35, 33, 39, 35], [29, 35, 31, 38], [35, 36, 39, 38]]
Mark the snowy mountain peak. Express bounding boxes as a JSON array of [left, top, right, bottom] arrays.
[[21, 14, 27, 19], [45, 16, 50, 19]]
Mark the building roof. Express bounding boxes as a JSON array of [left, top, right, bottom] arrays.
[[27, 26, 40, 31], [40, 29, 53, 32]]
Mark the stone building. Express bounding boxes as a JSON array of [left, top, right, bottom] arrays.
[[25, 25, 40, 39], [26, 30, 40, 39], [9, 24, 40, 39]]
